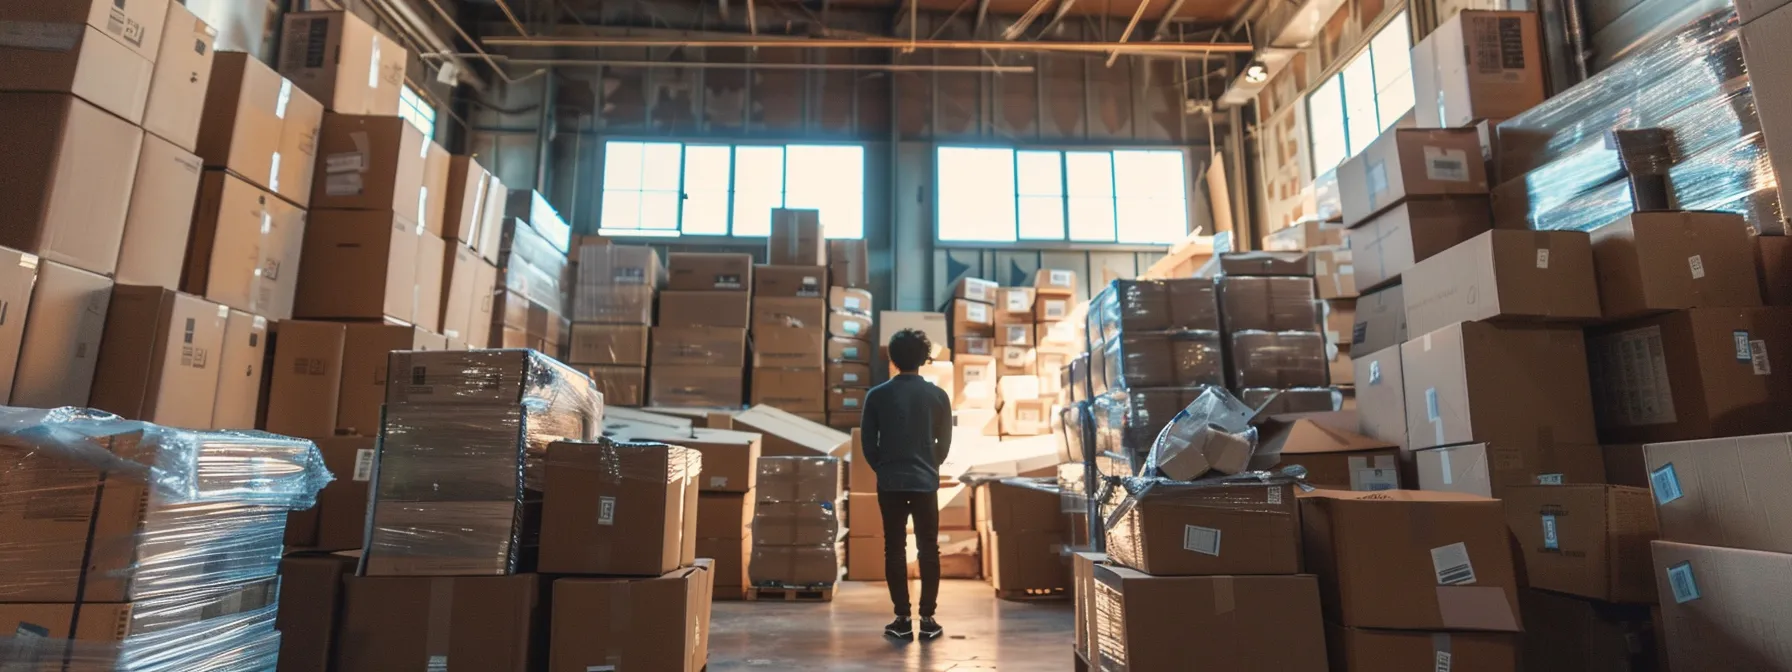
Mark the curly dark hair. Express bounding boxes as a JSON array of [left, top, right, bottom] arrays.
[[887, 328, 933, 372]]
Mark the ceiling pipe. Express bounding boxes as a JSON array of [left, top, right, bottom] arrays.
[[1151, 0, 1187, 39], [436, 54, 1037, 72], [416, 0, 545, 83], [492, 0, 529, 36], [481, 34, 1253, 54], [1107, 0, 1153, 66]]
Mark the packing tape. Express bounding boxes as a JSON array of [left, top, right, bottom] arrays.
[[603, 582, 633, 670], [425, 578, 456, 665], [1432, 633, 1453, 671], [1211, 576, 1235, 616], [1439, 447, 1454, 486]]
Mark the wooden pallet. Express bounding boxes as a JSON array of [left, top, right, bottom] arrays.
[[746, 585, 836, 602], [997, 587, 1069, 601]]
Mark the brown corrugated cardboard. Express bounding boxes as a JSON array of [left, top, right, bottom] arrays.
[[1219, 275, 1319, 331], [846, 428, 875, 493], [263, 320, 346, 437], [338, 324, 442, 436], [301, 437, 375, 550], [445, 156, 490, 246], [847, 492, 887, 537], [1092, 565, 1328, 671], [1760, 235, 1792, 306], [1403, 229, 1602, 336], [829, 286, 872, 315], [439, 243, 477, 340], [334, 575, 541, 672], [1314, 247, 1358, 299], [828, 362, 872, 388], [477, 174, 506, 262], [756, 455, 842, 503], [275, 554, 356, 672], [753, 298, 828, 368], [1517, 588, 1659, 672], [1104, 483, 1300, 576], [662, 291, 752, 328], [412, 231, 444, 331], [1072, 552, 1104, 660], [998, 288, 1035, 317], [143, 1, 214, 151], [1338, 128, 1489, 227], [1034, 295, 1073, 322], [749, 544, 839, 586], [1353, 346, 1407, 450], [88, 286, 225, 429], [829, 386, 868, 413], [118, 132, 202, 288], [1591, 212, 1764, 320], [569, 324, 649, 366], [211, 310, 266, 429], [1325, 626, 1518, 672], [879, 311, 949, 357], [1263, 220, 1346, 251], [700, 537, 750, 594], [829, 337, 872, 364], [755, 501, 840, 546], [0, 93, 141, 276], [1503, 484, 1658, 604], [278, 11, 404, 116], [469, 259, 498, 346], [0, 250, 36, 405], [980, 479, 1065, 533], [756, 265, 826, 298], [1230, 331, 1328, 389], [1219, 251, 1315, 276], [1587, 308, 1792, 443], [996, 321, 1034, 348], [1411, 11, 1546, 128], [1268, 419, 1401, 490], [1034, 268, 1077, 295], [829, 310, 873, 340], [649, 365, 744, 408], [611, 426, 758, 494], [294, 209, 418, 324], [420, 142, 449, 238], [186, 171, 305, 319], [12, 260, 110, 408], [828, 239, 868, 289], [0, 15, 155, 125], [668, 252, 751, 291], [583, 365, 645, 407], [1350, 283, 1407, 356], [1650, 541, 1792, 672], [731, 406, 849, 457], [1348, 198, 1494, 291], [1299, 490, 1521, 631], [1402, 321, 1597, 451], [770, 209, 824, 265], [311, 114, 425, 220], [1323, 299, 1356, 345], [1644, 433, 1792, 554], [197, 52, 322, 207], [1600, 443, 1649, 488], [846, 535, 885, 581], [541, 442, 699, 576], [953, 278, 998, 303], [988, 530, 1069, 592], [752, 368, 827, 413], [651, 327, 747, 367], [550, 566, 711, 672], [1416, 441, 1606, 498]]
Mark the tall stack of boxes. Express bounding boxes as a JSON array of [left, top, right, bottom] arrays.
[[439, 155, 503, 349], [1266, 221, 1359, 396], [1034, 270, 1083, 410], [654, 252, 751, 407], [570, 243, 664, 406], [846, 429, 886, 580], [951, 279, 1000, 423], [754, 209, 830, 421], [751, 456, 844, 592], [1086, 278, 1224, 480], [977, 478, 1071, 598], [491, 190, 574, 355], [1216, 252, 1337, 414], [825, 234, 874, 429]]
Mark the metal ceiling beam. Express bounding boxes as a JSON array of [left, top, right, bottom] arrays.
[[493, 0, 529, 35], [1000, 0, 1053, 39], [445, 55, 1036, 72], [1150, 0, 1186, 39], [1106, 0, 1152, 66], [482, 33, 1254, 54], [975, 0, 991, 33], [1036, 0, 1078, 36]]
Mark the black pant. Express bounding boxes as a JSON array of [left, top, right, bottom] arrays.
[[878, 490, 940, 618]]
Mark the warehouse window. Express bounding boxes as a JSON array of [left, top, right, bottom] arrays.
[[936, 146, 1190, 245], [598, 141, 866, 239], [399, 85, 436, 138], [1307, 12, 1413, 175]]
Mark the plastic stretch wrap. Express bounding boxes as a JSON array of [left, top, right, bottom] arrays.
[[747, 544, 839, 588], [385, 349, 603, 416], [1058, 400, 1092, 465], [1217, 276, 1319, 333], [755, 456, 843, 504], [1501, 129, 1675, 226], [1056, 462, 1090, 515], [1525, 176, 1669, 232], [0, 604, 283, 672], [1089, 279, 1222, 346], [1230, 331, 1328, 390], [1671, 132, 1786, 233], [1091, 388, 1203, 470], [1141, 387, 1258, 481], [1241, 387, 1345, 416], [1163, 278, 1220, 332]]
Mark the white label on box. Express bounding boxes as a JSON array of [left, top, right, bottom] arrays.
[[843, 345, 860, 360], [326, 173, 364, 196], [1007, 293, 1028, 312], [1007, 326, 1027, 344], [1752, 340, 1772, 375], [1591, 325, 1678, 426], [844, 320, 862, 336], [843, 372, 860, 383], [1431, 542, 1477, 585], [1368, 361, 1382, 385], [17, 253, 36, 271], [1182, 525, 1221, 556], [1351, 468, 1399, 492], [1535, 248, 1550, 269], [1435, 651, 1452, 672], [1689, 255, 1706, 279], [1046, 301, 1067, 319], [325, 152, 366, 173], [968, 284, 988, 301], [368, 36, 382, 88], [353, 449, 375, 482], [275, 80, 293, 119], [1533, 473, 1564, 485], [845, 397, 860, 409], [1050, 270, 1072, 286], [1667, 561, 1700, 603], [1651, 464, 1684, 505], [845, 297, 863, 311], [968, 304, 988, 322], [588, 667, 618, 672], [1424, 147, 1472, 182], [710, 476, 727, 488], [1735, 331, 1753, 360], [1266, 487, 1283, 505], [268, 152, 282, 192], [597, 496, 616, 525], [0, 22, 82, 51], [1541, 514, 1559, 550], [427, 656, 447, 672]]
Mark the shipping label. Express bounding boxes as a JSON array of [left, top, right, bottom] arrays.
[[1182, 525, 1221, 556], [1431, 542, 1477, 586], [353, 449, 375, 482], [1651, 464, 1684, 505], [1667, 561, 1700, 604]]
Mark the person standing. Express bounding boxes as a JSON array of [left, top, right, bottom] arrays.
[[861, 328, 953, 641]]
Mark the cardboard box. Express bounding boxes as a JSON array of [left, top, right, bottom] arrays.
[[1034, 269, 1076, 295], [1600, 443, 1649, 488], [274, 555, 356, 672], [1586, 308, 1792, 443], [1403, 229, 1602, 336], [954, 336, 995, 358], [278, 11, 404, 116], [143, 2, 215, 151], [987, 529, 1068, 591], [0, 93, 141, 276], [1517, 588, 1658, 672], [1503, 484, 1658, 604], [438, 243, 478, 340], [952, 298, 995, 336], [0, 0, 165, 123], [953, 277, 998, 303], [649, 365, 744, 408], [1072, 552, 1104, 659], [1325, 626, 1518, 672], [829, 337, 872, 364], [296, 437, 376, 551], [1092, 565, 1329, 671], [749, 544, 839, 586], [1338, 128, 1489, 227], [1263, 220, 1346, 251], [1034, 295, 1073, 323], [829, 310, 873, 340], [0, 249, 35, 405], [1350, 283, 1407, 356], [263, 320, 346, 437], [1230, 331, 1328, 389], [731, 406, 850, 457], [846, 535, 885, 581], [752, 298, 827, 368], [756, 265, 826, 298], [828, 386, 867, 413], [419, 142, 450, 237], [1219, 275, 1319, 331], [311, 114, 426, 220], [88, 286, 226, 429], [468, 260, 499, 346], [996, 322, 1034, 348], [293, 210, 418, 323], [209, 309, 266, 429], [1651, 541, 1792, 672], [542, 442, 700, 576], [1313, 247, 1358, 300], [478, 174, 506, 262], [444, 156, 490, 246], [1411, 11, 1547, 128], [1644, 433, 1792, 554], [847, 492, 888, 537], [752, 368, 827, 413], [1353, 346, 1407, 450], [415, 235, 453, 330], [1269, 419, 1401, 490], [197, 52, 323, 207], [668, 252, 751, 291], [828, 239, 868, 289], [769, 209, 824, 265], [337, 324, 443, 435], [829, 286, 872, 315], [569, 324, 649, 366], [999, 399, 1051, 436], [1760, 235, 1792, 306], [998, 287, 1036, 317], [651, 327, 746, 367], [979, 479, 1065, 532], [583, 365, 646, 407], [1299, 490, 1521, 631], [118, 133, 203, 289], [1402, 322, 1596, 451], [1416, 441, 1607, 498], [661, 291, 751, 328], [1591, 212, 1764, 320], [12, 260, 110, 408], [878, 311, 949, 357], [1348, 198, 1494, 291], [996, 346, 1037, 377], [186, 171, 306, 319], [756, 455, 842, 503], [696, 492, 756, 538], [827, 362, 872, 388], [755, 500, 841, 546], [699, 535, 752, 589], [1105, 482, 1299, 576], [550, 566, 711, 672], [335, 575, 541, 672], [1219, 251, 1315, 276]]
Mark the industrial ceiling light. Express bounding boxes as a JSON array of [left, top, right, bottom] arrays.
[[1243, 61, 1269, 83]]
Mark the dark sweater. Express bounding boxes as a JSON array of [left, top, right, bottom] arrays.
[[860, 373, 953, 492]]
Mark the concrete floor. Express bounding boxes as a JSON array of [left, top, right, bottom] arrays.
[[709, 580, 1077, 671]]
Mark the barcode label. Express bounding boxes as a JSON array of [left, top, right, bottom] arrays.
[[1735, 331, 1753, 361], [1424, 147, 1471, 182], [1008, 294, 1028, 312], [1536, 249, 1550, 269], [597, 496, 616, 525], [1667, 562, 1700, 604], [710, 476, 727, 488], [1536, 473, 1563, 485], [353, 449, 375, 482], [1689, 255, 1706, 279], [427, 656, 448, 672], [1051, 270, 1072, 286], [1541, 514, 1559, 550], [1435, 651, 1453, 672], [1183, 525, 1222, 556], [1369, 361, 1382, 385], [1267, 487, 1283, 505], [1752, 340, 1771, 375], [1651, 464, 1684, 505], [1431, 543, 1477, 585], [968, 304, 988, 322]]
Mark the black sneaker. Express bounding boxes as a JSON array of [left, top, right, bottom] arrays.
[[919, 617, 944, 641], [884, 617, 914, 639]]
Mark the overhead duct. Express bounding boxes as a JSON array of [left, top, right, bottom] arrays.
[[1216, 0, 1349, 107]]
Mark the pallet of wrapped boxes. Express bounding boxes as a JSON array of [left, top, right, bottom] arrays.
[[750, 456, 843, 601]]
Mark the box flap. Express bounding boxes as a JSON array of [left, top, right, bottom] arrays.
[[1265, 418, 1399, 455], [733, 405, 850, 456]]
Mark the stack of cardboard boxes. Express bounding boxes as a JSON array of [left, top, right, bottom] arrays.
[[490, 189, 574, 355], [753, 210, 831, 421], [976, 478, 1070, 598], [1086, 278, 1224, 473], [653, 252, 751, 407], [750, 456, 844, 593], [846, 429, 885, 580], [1216, 252, 1337, 414], [570, 243, 664, 406], [950, 279, 1000, 432], [1265, 220, 1359, 395], [845, 430, 982, 582], [826, 238, 874, 430]]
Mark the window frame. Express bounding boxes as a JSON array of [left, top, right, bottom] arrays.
[[931, 143, 1197, 251], [1305, 11, 1414, 177], [596, 137, 870, 241]]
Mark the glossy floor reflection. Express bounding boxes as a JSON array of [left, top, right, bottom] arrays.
[[709, 580, 1076, 671]]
